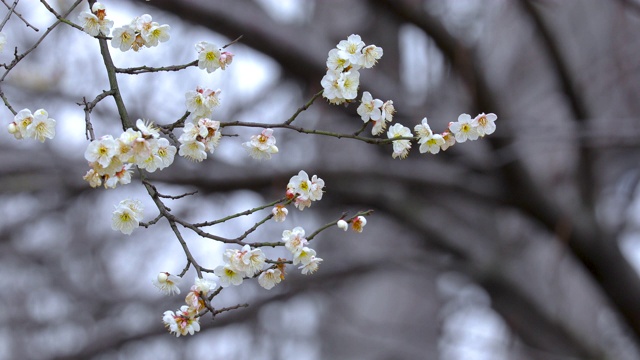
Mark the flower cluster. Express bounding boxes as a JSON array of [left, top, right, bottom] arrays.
[[321, 34, 383, 105], [7, 108, 56, 142], [83, 119, 176, 188], [337, 216, 367, 233], [111, 199, 143, 235], [357, 91, 395, 135], [286, 170, 325, 211], [161, 276, 217, 337], [412, 113, 497, 155], [78, 2, 113, 37], [111, 14, 171, 52], [242, 128, 279, 160], [214, 245, 266, 287], [178, 118, 222, 162], [162, 306, 200, 337], [185, 86, 221, 120], [282, 227, 323, 275], [449, 113, 497, 143], [196, 41, 234, 73]]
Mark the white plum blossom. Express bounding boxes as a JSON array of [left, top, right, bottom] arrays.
[[196, 41, 225, 73], [321, 69, 343, 103], [242, 128, 279, 160], [472, 112, 497, 136], [326, 48, 350, 72], [339, 70, 360, 101], [337, 34, 365, 66], [184, 277, 216, 312], [110, 13, 170, 51], [78, 2, 113, 36], [414, 118, 433, 139], [153, 272, 181, 296], [449, 113, 479, 143], [415, 118, 444, 154], [222, 245, 266, 277], [287, 170, 325, 210], [419, 134, 445, 154], [178, 140, 207, 162], [24, 109, 56, 142], [441, 130, 456, 151], [163, 306, 200, 337], [293, 246, 316, 265], [239, 245, 266, 277], [85, 135, 117, 168], [299, 256, 323, 275], [272, 205, 288, 222], [155, 138, 177, 169], [115, 128, 141, 162], [178, 118, 222, 161], [111, 26, 136, 51], [136, 119, 160, 139], [360, 44, 383, 68], [192, 277, 216, 294], [321, 69, 360, 105], [258, 269, 282, 290], [144, 23, 170, 47], [9, 108, 56, 142], [322, 34, 383, 105], [357, 91, 383, 123], [111, 199, 143, 235], [214, 264, 244, 287], [387, 123, 413, 159], [282, 226, 308, 255], [372, 100, 395, 136], [185, 87, 221, 118], [352, 216, 367, 233]]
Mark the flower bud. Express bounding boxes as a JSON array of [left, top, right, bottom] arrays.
[[337, 219, 348, 231], [157, 272, 169, 284]]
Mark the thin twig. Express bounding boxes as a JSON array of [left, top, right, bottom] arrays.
[[1, 0, 38, 31]]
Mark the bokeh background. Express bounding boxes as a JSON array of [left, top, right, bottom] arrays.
[[2, 0, 640, 359]]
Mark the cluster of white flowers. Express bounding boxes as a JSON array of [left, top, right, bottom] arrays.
[[214, 244, 267, 287], [337, 215, 367, 233], [196, 41, 234, 73], [449, 112, 497, 143], [162, 306, 200, 337], [282, 226, 323, 275], [413, 113, 498, 155], [286, 170, 325, 211], [357, 91, 395, 135], [178, 118, 222, 162], [242, 128, 279, 160], [177, 87, 226, 162], [185, 86, 221, 120], [321, 34, 383, 105], [161, 276, 216, 337], [7, 108, 56, 142], [83, 119, 176, 188], [110, 14, 171, 52], [0, 32, 6, 53], [111, 198, 143, 235], [78, 2, 113, 37]]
